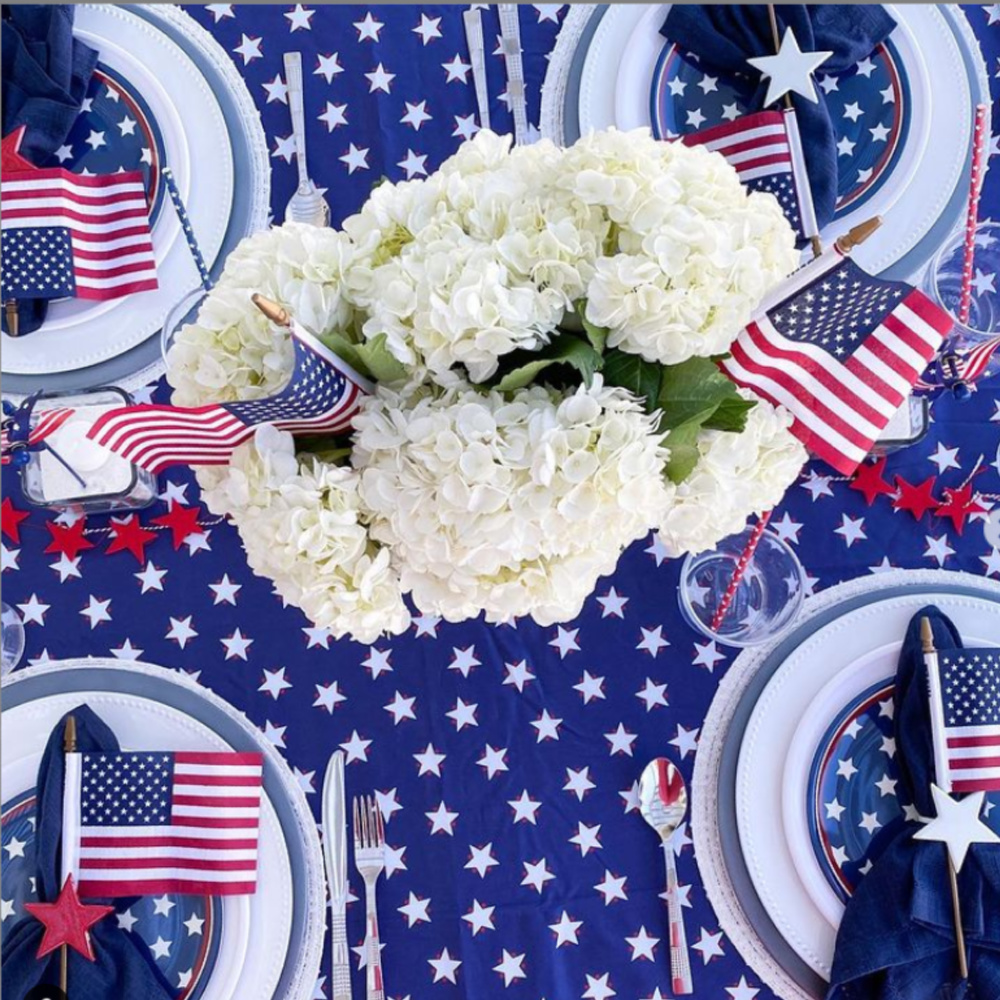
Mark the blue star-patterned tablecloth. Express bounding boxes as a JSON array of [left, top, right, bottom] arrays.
[[3, 6, 1000, 1000]]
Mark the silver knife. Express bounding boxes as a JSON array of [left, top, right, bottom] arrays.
[[323, 750, 351, 1000]]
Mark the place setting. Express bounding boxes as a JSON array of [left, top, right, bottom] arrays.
[[2, 5, 1000, 1000]]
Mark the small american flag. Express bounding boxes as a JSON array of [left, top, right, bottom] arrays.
[[87, 321, 374, 473], [0, 405, 73, 465], [720, 249, 951, 475], [935, 649, 1000, 794], [1, 165, 157, 301], [62, 750, 263, 897], [682, 108, 818, 245]]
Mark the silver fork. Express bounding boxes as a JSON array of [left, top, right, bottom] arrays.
[[353, 795, 385, 1000]]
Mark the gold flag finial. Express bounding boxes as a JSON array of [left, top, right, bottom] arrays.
[[921, 616, 936, 654], [836, 217, 883, 255], [251, 294, 291, 328]]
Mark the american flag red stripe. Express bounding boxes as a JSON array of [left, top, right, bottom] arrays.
[[682, 110, 792, 181], [67, 750, 263, 898], [947, 726, 1000, 792], [721, 249, 951, 475], [1, 166, 157, 299]]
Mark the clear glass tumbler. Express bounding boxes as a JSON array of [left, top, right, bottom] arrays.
[[921, 221, 1000, 388], [1, 602, 25, 675], [677, 528, 806, 648]]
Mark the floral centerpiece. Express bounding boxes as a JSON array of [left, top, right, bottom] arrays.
[[167, 129, 808, 643]]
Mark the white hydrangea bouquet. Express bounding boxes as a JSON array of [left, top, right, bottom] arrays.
[[167, 129, 808, 644]]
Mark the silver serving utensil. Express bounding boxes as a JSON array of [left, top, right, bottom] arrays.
[[283, 51, 330, 227], [322, 751, 351, 1000], [639, 757, 694, 995]]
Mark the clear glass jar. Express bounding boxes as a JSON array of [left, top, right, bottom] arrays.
[[18, 387, 158, 515]]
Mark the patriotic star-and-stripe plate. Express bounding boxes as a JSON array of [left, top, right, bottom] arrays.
[[692, 572, 1000, 1000], [1, 659, 325, 1000]]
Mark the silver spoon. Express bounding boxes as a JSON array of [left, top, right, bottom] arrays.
[[283, 52, 330, 227], [640, 757, 693, 995]]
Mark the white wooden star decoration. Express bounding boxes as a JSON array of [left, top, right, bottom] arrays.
[[913, 784, 1000, 872], [746, 27, 834, 107]]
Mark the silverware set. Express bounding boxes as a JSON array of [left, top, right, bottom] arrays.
[[322, 752, 387, 1000]]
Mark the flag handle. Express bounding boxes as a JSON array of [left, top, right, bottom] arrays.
[[60, 714, 78, 997], [766, 3, 823, 260], [5, 299, 18, 338], [921, 617, 969, 981]]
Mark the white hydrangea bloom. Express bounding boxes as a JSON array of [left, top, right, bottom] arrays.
[[166, 222, 358, 406], [657, 394, 808, 557], [353, 377, 674, 625], [203, 426, 411, 644]]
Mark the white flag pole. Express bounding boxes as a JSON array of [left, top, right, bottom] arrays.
[[921, 617, 969, 981]]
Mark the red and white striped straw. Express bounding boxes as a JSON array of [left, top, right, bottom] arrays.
[[958, 103, 989, 327], [710, 509, 773, 633]]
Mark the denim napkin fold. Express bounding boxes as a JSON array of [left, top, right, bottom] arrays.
[[1, 705, 175, 1000], [661, 5, 897, 232], [827, 607, 1000, 1000], [2, 4, 98, 336]]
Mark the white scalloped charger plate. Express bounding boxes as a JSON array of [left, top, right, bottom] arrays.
[[1, 687, 292, 1000], [576, 4, 971, 276], [2, 3, 233, 375], [737, 592, 1000, 980]]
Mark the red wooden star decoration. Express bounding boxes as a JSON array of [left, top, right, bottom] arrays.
[[152, 502, 203, 549], [1, 126, 34, 173], [935, 483, 988, 535], [44, 520, 94, 560], [892, 475, 940, 520], [23, 875, 113, 961], [849, 456, 896, 506], [105, 515, 157, 562], [1, 498, 29, 544]]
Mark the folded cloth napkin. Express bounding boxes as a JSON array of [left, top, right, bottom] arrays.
[[661, 5, 896, 231], [1, 706, 175, 1000], [827, 607, 1000, 1000], [2, 4, 98, 336]]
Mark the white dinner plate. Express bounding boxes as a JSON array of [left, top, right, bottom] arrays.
[[577, 4, 975, 276], [2, 3, 234, 375], [737, 591, 1000, 979]]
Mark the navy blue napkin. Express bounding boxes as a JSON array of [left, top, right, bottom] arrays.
[[1, 706, 175, 1000], [2, 5, 97, 163], [827, 607, 1000, 1000], [661, 5, 896, 232], [2, 5, 98, 336]]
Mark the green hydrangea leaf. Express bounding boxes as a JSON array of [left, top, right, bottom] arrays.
[[601, 349, 662, 412], [662, 420, 703, 485], [492, 332, 603, 392], [356, 334, 409, 384], [316, 331, 372, 381]]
